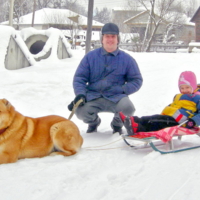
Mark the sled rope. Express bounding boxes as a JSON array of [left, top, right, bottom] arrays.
[[83, 137, 123, 149], [83, 136, 153, 151], [83, 146, 129, 151], [68, 99, 83, 120], [83, 136, 153, 150]]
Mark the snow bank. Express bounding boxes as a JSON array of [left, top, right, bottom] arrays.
[[20, 27, 72, 60], [0, 26, 73, 70], [0, 25, 15, 70]]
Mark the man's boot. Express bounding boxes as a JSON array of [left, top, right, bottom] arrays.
[[86, 117, 101, 133], [111, 123, 123, 135]]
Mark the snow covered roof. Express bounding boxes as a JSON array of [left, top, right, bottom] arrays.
[[124, 10, 147, 24], [1, 8, 104, 28], [111, 7, 130, 11], [112, 7, 145, 12], [185, 17, 195, 26], [124, 10, 194, 26]]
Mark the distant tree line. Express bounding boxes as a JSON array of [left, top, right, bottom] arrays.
[[0, 0, 112, 23], [114, 0, 198, 52], [0, 0, 198, 52], [0, 0, 197, 25]]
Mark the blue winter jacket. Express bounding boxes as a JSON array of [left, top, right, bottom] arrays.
[[73, 47, 143, 103]]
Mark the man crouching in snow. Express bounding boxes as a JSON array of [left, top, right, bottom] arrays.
[[68, 23, 143, 134]]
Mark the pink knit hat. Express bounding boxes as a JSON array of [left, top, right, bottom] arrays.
[[178, 71, 197, 92]]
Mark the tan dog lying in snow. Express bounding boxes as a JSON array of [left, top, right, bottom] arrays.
[[0, 98, 83, 164]]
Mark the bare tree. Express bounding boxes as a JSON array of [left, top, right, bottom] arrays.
[[32, 0, 36, 27], [128, 0, 185, 52], [37, 0, 52, 9], [93, 7, 111, 23], [0, 1, 11, 22], [36, 0, 65, 9], [13, 0, 33, 29], [63, 0, 87, 16], [183, 0, 199, 17], [9, 0, 15, 26], [35, 0, 87, 16], [0, 0, 31, 23], [140, 0, 156, 51], [162, 3, 187, 43]]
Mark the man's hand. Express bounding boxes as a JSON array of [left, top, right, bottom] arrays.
[[68, 94, 86, 111]]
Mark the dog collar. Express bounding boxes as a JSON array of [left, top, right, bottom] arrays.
[[0, 128, 7, 134]]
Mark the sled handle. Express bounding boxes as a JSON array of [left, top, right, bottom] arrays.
[[178, 120, 188, 127]]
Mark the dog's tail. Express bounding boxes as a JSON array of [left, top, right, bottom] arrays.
[[50, 121, 83, 156]]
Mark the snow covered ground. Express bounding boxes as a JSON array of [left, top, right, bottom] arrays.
[[1, 25, 200, 200]]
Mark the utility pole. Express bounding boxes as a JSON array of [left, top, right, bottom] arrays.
[[85, 0, 94, 54], [32, 0, 36, 27], [9, 0, 15, 26]]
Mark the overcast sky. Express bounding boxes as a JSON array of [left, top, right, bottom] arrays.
[[79, 0, 200, 10], [93, 0, 127, 9], [79, 0, 128, 10]]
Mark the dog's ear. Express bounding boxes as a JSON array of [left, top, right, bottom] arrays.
[[2, 99, 11, 109]]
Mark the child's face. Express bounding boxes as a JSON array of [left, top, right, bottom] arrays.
[[180, 85, 192, 94]]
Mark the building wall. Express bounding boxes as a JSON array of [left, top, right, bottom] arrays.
[[112, 10, 141, 32], [191, 7, 200, 42], [195, 11, 200, 42], [179, 26, 195, 44]]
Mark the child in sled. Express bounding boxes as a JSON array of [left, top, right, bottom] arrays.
[[119, 71, 200, 136]]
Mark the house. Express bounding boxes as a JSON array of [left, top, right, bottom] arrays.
[[111, 9, 142, 32], [122, 10, 195, 44], [123, 10, 167, 41], [73, 30, 100, 44], [190, 6, 200, 42], [1, 8, 103, 30], [1, 8, 104, 44]]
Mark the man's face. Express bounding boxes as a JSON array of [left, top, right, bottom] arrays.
[[102, 34, 118, 52]]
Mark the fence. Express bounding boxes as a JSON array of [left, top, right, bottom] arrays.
[[94, 43, 188, 53]]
